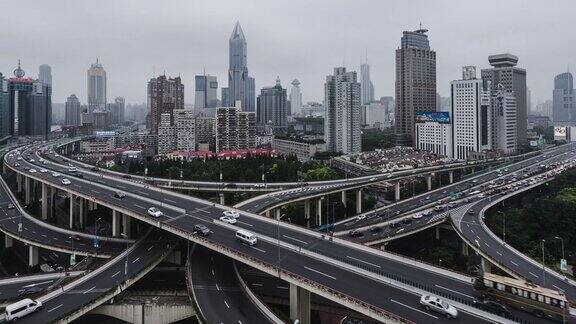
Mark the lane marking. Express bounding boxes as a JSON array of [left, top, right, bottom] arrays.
[[277, 286, 289, 290], [390, 299, 438, 319], [91, 189, 100, 194], [111, 271, 121, 278], [47, 304, 63, 312], [117, 185, 126, 189], [211, 269, 214, 276], [510, 260, 519, 266], [134, 204, 145, 209], [224, 300, 230, 308], [346, 255, 381, 268], [147, 245, 154, 252], [282, 234, 308, 245], [251, 246, 267, 253], [21, 280, 53, 288], [138, 191, 149, 196], [83, 286, 96, 294], [132, 257, 140, 263], [216, 284, 220, 291], [251, 283, 263, 287], [435, 284, 474, 299], [164, 198, 178, 204], [237, 220, 253, 227], [303, 266, 336, 280], [496, 251, 502, 256], [529, 272, 539, 278]]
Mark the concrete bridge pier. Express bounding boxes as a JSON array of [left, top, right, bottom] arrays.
[[395, 182, 401, 201], [290, 283, 311, 324], [481, 258, 492, 273], [316, 198, 323, 226], [16, 173, 22, 193], [112, 210, 121, 237], [5, 235, 13, 248], [29, 245, 38, 267], [69, 192, 75, 228], [435, 225, 440, 240], [24, 176, 31, 205], [462, 242, 469, 256], [219, 193, 225, 205], [355, 189, 362, 214], [41, 183, 48, 220], [341, 190, 347, 207], [304, 199, 311, 228], [449, 171, 454, 184], [122, 214, 132, 238], [274, 208, 281, 220], [79, 198, 85, 230], [426, 174, 432, 191]]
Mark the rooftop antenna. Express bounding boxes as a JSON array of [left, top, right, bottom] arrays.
[[365, 47, 368, 64], [203, 66, 206, 76]]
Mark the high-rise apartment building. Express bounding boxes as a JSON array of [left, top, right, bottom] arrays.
[[227, 22, 255, 112], [157, 113, 176, 154], [113, 97, 125, 125], [256, 77, 287, 133], [4, 61, 52, 138], [147, 75, 184, 134], [394, 28, 437, 146], [451, 66, 491, 160], [38, 64, 52, 85], [195, 74, 218, 110], [552, 72, 574, 122], [174, 109, 195, 151], [195, 116, 216, 150], [87, 59, 107, 112], [65, 94, 81, 126], [324, 67, 362, 154], [360, 62, 374, 105], [481, 54, 527, 147], [491, 83, 517, 154], [216, 102, 256, 152], [289, 79, 302, 116]]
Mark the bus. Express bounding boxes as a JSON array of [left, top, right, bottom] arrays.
[[473, 272, 570, 322]]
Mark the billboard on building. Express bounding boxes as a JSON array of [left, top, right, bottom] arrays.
[[415, 112, 450, 124], [554, 126, 567, 141]]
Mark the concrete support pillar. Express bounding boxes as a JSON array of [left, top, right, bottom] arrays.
[[481, 258, 492, 273], [340, 190, 347, 207], [5, 235, 13, 248], [3, 162, 6, 174], [24, 177, 31, 205], [41, 183, 48, 220], [316, 198, 323, 226], [395, 182, 401, 201], [28, 245, 39, 267], [274, 208, 281, 220], [265, 210, 270, 217], [69, 192, 75, 228], [462, 242, 469, 257], [304, 199, 311, 228], [449, 171, 454, 184], [122, 214, 131, 238], [79, 198, 85, 229], [289, 283, 311, 324], [16, 173, 22, 193], [219, 193, 225, 205], [435, 225, 440, 240], [112, 210, 121, 237], [426, 175, 432, 191], [355, 189, 362, 214]]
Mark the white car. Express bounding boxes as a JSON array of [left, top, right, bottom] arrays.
[[51, 172, 60, 177], [147, 207, 163, 218], [39, 168, 48, 173], [222, 210, 240, 219], [220, 216, 237, 224], [356, 214, 366, 221], [61, 179, 71, 185], [28, 169, 37, 173], [412, 213, 423, 219], [420, 294, 458, 318]]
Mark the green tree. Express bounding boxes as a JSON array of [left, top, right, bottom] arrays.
[[303, 165, 339, 181]]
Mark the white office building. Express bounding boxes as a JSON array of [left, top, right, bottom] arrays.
[[289, 79, 302, 116], [491, 84, 517, 154], [415, 120, 453, 158], [451, 66, 491, 160]]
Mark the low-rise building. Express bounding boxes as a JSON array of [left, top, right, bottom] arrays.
[[271, 137, 326, 161], [80, 138, 115, 154], [415, 119, 453, 159]]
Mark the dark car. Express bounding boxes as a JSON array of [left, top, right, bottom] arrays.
[[369, 226, 382, 233], [18, 286, 44, 297], [224, 183, 237, 188], [69, 234, 81, 241], [468, 209, 475, 215], [401, 218, 412, 224], [348, 229, 363, 237], [389, 222, 400, 229], [75, 173, 84, 178], [91, 166, 100, 172], [114, 191, 126, 199], [194, 224, 211, 236], [473, 299, 511, 317], [122, 174, 132, 179]]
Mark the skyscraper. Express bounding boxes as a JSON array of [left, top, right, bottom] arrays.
[[216, 102, 256, 152], [360, 61, 374, 105], [491, 83, 517, 154], [0, 73, 7, 137], [324, 67, 362, 154], [227, 22, 255, 112], [290, 79, 302, 116], [65, 94, 81, 126], [256, 77, 288, 133], [5, 61, 52, 138], [194, 74, 218, 110], [108, 96, 125, 125], [552, 72, 574, 122], [147, 75, 184, 134], [481, 54, 527, 147], [38, 64, 52, 85], [174, 109, 196, 151], [451, 66, 491, 160], [394, 27, 437, 146], [87, 59, 107, 112]]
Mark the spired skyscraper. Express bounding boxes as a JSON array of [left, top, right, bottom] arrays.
[[360, 57, 374, 105], [394, 27, 437, 146], [226, 22, 255, 111], [87, 59, 107, 112]]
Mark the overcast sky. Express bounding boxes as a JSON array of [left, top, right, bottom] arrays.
[[1, 0, 574, 105]]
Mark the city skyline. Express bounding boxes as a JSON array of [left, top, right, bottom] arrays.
[[0, 1, 574, 105]]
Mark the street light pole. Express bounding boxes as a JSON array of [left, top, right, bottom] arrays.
[[498, 211, 506, 244], [277, 213, 286, 272], [121, 233, 129, 279], [541, 239, 546, 286]]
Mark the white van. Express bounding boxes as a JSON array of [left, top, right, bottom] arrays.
[[236, 229, 257, 245], [5, 298, 42, 321]]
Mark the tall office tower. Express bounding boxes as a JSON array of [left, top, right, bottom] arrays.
[[527, 87, 532, 114], [451, 66, 491, 160], [360, 62, 374, 105], [157, 112, 176, 154], [4, 61, 52, 138], [0, 73, 7, 137], [481, 54, 527, 147], [65, 94, 81, 126], [147, 75, 184, 134], [115, 97, 125, 125], [227, 22, 255, 112], [87, 59, 107, 112], [394, 28, 437, 146], [174, 109, 195, 151], [256, 77, 287, 133], [324, 67, 362, 154], [492, 83, 517, 154], [216, 102, 255, 152], [221, 87, 230, 107], [194, 74, 218, 110], [552, 72, 574, 122], [38, 64, 52, 85], [290, 79, 302, 116], [195, 116, 216, 150]]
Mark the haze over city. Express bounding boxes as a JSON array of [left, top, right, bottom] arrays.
[[1, 0, 574, 104]]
